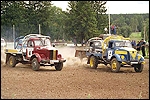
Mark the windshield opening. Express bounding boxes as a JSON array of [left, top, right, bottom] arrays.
[[115, 40, 132, 48], [43, 38, 51, 46], [34, 40, 44, 46]]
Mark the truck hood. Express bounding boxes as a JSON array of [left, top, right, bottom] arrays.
[[40, 46, 58, 50], [116, 47, 137, 59]]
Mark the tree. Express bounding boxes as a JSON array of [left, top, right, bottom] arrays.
[[89, 1, 108, 34], [130, 17, 139, 32], [1, 1, 53, 40], [47, 6, 67, 41], [141, 18, 149, 41], [1, 1, 26, 41], [66, 1, 107, 45]]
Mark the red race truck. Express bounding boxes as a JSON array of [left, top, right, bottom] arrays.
[[5, 34, 66, 71]]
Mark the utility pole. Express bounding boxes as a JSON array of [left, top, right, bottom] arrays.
[[39, 24, 41, 35], [13, 25, 15, 49]]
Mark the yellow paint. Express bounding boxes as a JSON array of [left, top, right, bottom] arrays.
[[129, 51, 137, 59], [5, 49, 18, 53], [90, 57, 94, 67], [138, 56, 141, 60], [53, 50, 56, 60], [121, 55, 125, 59], [10, 57, 13, 65], [112, 61, 117, 69], [102, 35, 130, 54], [124, 38, 130, 40], [119, 47, 137, 60], [141, 61, 145, 64], [122, 62, 127, 65], [115, 50, 127, 54]]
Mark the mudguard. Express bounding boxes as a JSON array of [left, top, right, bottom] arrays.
[[31, 53, 42, 62], [137, 54, 145, 62], [111, 54, 122, 62]]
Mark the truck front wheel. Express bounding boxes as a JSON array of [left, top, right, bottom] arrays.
[[31, 58, 40, 71], [133, 64, 143, 72], [7, 56, 17, 67], [55, 62, 63, 71], [89, 56, 98, 69], [110, 58, 121, 73]]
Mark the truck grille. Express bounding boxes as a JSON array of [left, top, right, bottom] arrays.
[[50, 50, 58, 60], [127, 50, 137, 61], [129, 50, 137, 60]]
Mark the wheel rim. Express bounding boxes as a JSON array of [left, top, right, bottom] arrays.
[[32, 61, 37, 67], [90, 57, 94, 67], [135, 66, 140, 71], [9, 57, 13, 66], [112, 60, 117, 70]]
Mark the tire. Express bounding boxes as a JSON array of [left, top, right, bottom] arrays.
[[55, 62, 63, 71], [110, 58, 121, 73], [133, 64, 143, 73], [31, 58, 40, 71], [7, 56, 17, 67], [89, 56, 98, 69]]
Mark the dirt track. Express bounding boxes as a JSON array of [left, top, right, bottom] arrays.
[[1, 46, 149, 99]]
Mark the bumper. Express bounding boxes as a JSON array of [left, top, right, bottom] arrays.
[[121, 61, 145, 65], [41, 59, 66, 64]]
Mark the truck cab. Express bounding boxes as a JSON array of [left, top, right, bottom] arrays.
[[105, 39, 132, 60], [86, 37, 103, 53]]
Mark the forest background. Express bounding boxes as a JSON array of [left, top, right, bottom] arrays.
[[1, 1, 149, 43]]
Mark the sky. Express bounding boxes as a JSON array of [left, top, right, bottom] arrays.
[[51, 1, 149, 14]]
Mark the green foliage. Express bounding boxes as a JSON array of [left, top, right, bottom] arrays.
[[120, 25, 132, 37], [1, 1, 149, 43], [141, 18, 149, 41], [110, 14, 149, 39], [129, 32, 141, 41], [66, 1, 107, 44], [1, 1, 54, 40], [129, 32, 149, 59]]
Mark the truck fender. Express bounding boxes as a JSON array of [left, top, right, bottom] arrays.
[[137, 54, 145, 62], [111, 54, 122, 62], [140, 57, 144, 62], [31, 53, 42, 62]]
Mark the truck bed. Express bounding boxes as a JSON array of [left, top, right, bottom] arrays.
[[75, 46, 87, 59]]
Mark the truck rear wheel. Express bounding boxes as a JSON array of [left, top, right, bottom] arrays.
[[55, 62, 63, 71], [7, 56, 17, 67], [133, 64, 143, 72], [31, 58, 40, 71], [110, 58, 121, 73], [89, 56, 98, 69]]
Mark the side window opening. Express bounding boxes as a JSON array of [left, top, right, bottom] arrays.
[[28, 41, 34, 47], [108, 42, 113, 48]]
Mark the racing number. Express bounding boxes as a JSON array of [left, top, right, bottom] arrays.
[[107, 50, 113, 60], [27, 48, 34, 57]]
